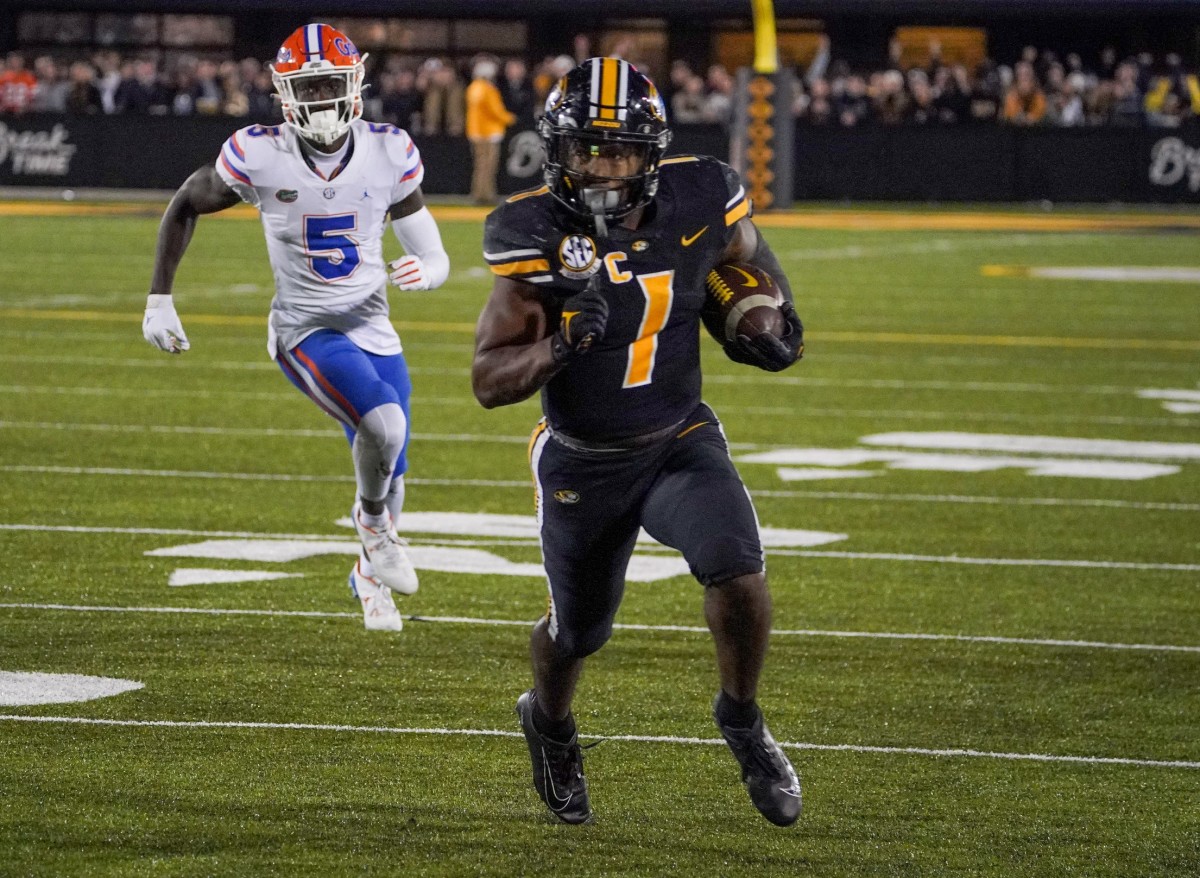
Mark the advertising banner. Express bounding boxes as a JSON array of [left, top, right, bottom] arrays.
[[1, 113, 1194, 204]]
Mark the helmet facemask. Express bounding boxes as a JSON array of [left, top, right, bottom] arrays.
[[539, 58, 672, 235], [272, 62, 365, 146], [565, 136, 651, 212]]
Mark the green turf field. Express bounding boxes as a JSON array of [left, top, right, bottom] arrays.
[[1, 202, 1197, 876]]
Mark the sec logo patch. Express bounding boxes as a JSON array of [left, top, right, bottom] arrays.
[[558, 235, 599, 279], [553, 489, 581, 504]]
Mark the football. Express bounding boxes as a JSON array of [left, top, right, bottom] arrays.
[[701, 262, 785, 345]]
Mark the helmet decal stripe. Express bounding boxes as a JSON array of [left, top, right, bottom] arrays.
[[616, 60, 629, 122], [599, 58, 619, 120], [588, 59, 602, 118], [305, 24, 323, 61]]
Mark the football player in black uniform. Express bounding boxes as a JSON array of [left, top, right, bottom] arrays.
[[472, 58, 804, 826]]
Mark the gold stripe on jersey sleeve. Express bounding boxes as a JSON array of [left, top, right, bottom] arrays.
[[489, 258, 551, 276], [506, 185, 549, 203], [725, 198, 750, 226], [660, 155, 700, 165]]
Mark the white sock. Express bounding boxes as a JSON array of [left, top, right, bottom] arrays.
[[357, 505, 390, 529], [356, 474, 407, 581]]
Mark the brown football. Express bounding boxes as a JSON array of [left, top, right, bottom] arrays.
[[701, 262, 785, 345]]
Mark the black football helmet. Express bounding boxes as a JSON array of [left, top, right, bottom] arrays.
[[539, 57, 672, 226]]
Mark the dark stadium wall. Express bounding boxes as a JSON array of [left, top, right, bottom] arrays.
[[2, 113, 1198, 204]]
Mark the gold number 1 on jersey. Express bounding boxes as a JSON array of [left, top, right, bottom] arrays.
[[622, 270, 675, 388]]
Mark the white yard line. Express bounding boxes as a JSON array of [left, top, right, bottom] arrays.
[[703, 375, 1140, 395], [750, 488, 1199, 512], [782, 233, 1107, 262], [0, 384, 512, 407], [2, 603, 1197, 654], [2, 336, 1192, 372], [11, 418, 1200, 455], [3, 465, 1194, 511], [0, 420, 531, 444], [0, 712, 1193, 770], [0, 353, 1168, 395], [769, 548, 1200, 571], [2, 521, 1195, 571], [725, 408, 1195, 428], [4, 385, 1191, 427]]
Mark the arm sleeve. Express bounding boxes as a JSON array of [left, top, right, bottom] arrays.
[[391, 206, 450, 289], [387, 130, 426, 204], [213, 129, 259, 207]]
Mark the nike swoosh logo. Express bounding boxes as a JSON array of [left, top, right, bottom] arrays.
[[729, 266, 759, 287], [681, 226, 709, 247], [541, 750, 573, 809]]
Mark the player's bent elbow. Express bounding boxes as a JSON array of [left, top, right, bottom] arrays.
[[471, 370, 503, 409], [424, 249, 451, 289], [474, 388, 502, 409]]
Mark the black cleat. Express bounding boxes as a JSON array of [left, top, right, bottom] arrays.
[[714, 697, 802, 826], [516, 690, 592, 824]]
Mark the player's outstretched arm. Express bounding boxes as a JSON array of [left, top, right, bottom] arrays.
[[388, 188, 451, 291], [144, 165, 241, 354], [719, 218, 804, 372]]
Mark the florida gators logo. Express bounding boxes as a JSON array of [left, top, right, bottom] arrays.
[[276, 47, 293, 64], [332, 36, 358, 59]]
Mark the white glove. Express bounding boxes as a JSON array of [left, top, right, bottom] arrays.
[[143, 293, 190, 354], [389, 255, 432, 291]]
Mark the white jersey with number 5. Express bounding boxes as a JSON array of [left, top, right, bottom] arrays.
[[213, 118, 424, 357]]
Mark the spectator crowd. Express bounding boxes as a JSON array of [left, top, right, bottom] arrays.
[[2, 38, 1198, 130]]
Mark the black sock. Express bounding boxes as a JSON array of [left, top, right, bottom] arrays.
[[531, 692, 577, 741], [715, 690, 759, 728]]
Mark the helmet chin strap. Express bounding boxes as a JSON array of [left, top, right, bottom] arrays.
[[582, 188, 620, 237]]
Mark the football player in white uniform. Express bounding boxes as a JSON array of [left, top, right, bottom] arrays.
[[143, 23, 450, 632]]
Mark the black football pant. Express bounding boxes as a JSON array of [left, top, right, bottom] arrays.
[[528, 403, 765, 659]]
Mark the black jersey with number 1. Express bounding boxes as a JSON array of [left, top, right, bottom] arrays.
[[483, 155, 750, 442]]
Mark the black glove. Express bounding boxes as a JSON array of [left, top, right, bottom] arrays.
[[550, 278, 609, 365], [725, 301, 804, 372]]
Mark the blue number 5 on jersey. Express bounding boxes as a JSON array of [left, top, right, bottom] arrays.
[[304, 214, 361, 281]]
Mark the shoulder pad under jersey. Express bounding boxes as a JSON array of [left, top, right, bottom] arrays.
[[482, 186, 559, 285], [658, 154, 750, 241]]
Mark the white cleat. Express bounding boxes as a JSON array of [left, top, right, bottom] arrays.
[[349, 562, 403, 632], [351, 502, 419, 595]]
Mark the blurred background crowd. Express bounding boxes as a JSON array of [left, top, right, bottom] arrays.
[[2, 36, 1198, 130]]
